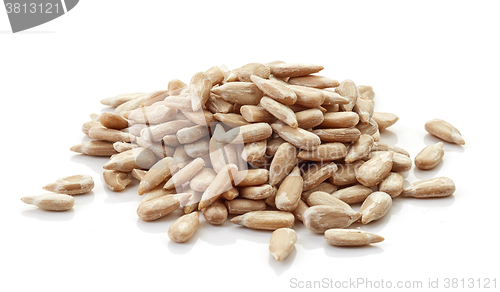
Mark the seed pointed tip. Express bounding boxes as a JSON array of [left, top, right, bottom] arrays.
[[229, 215, 244, 225], [69, 144, 82, 153]]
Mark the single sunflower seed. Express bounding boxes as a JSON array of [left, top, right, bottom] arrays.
[[269, 228, 297, 261], [425, 118, 465, 145], [168, 212, 200, 243], [42, 174, 94, 195], [325, 229, 384, 246], [21, 193, 75, 211], [360, 191, 392, 224], [414, 142, 445, 170], [401, 177, 455, 198]]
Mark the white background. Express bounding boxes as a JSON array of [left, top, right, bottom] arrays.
[[1, 1, 499, 291]]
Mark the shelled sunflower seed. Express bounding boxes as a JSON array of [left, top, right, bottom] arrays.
[[60, 61, 464, 261]]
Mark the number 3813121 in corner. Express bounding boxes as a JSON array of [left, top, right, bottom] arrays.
[[5, 2, 60, 14], [443, 278, 497, 289]]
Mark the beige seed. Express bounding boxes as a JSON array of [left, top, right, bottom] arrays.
[[275, 167, 303, 211], [425, 119, 465, 145], [98, 112, 129, 130], [345, 134, 374, 163], [221, 187, 239, 201], [335, 79, 359, 112], [319, 112, 359, 128], [356, 151, 393, 187], [357, 85, 374, 99], [234, 169, 269, 187], [138, 157, 178, 195], [141, 185, 177, 203], [415, 142, 445, 170], [161, 93, 193, 111], [401, 177, 455, 198], [114, 90, 168, 115], [303, 205, 361, 233], [202, 199, 228, 225], [189, 168, 217, 192], [205, 93, 234, 114], [137, 193, 190, 221], [81, 119, 102, 136], [302, 162, 338, 191], [88, 127, 135, 143], [42, 174, 94, 195], [240, 105, 276, 123], [288, 84, 325, 108], [162, 134, 180, 147], [70, 140, 118, 157], [291, 199, 309, 222], [271, 122, 321, 150], [180, 109, 216, 126], [269, 142, 297, 186], [141, 119, 195, 142], [260, 96, 298, 128], [378, 172, 405, 198], [369, 151, 412, 172], [356, 118, 379, 136], [176, 125, 209, 144], [266, 136, 286, 156], [103, 147, 156, 172], [183, 188, 203, 214], [103, 170, 132, 192], [209, 124, 238, 173], [230, 211, 295, 230], [269, 228, 297, 261], [372, 112, 399, 131], [301, 182, 337, 201], [331, 184, 373, 204], [215, 123, 273, 144], [123, 123, 147, 137], [270, 63, 323, 78], [101, 92, 145, 108], [168, 212, 200, 243], [189, 72, 212, 111], [113, 142, 138, 153], [360, 191, 392, 224], [225, 198, 266, 215], [353, 98, 374, 125], [241, 140, 267, 162], [184, 137, 210, 158], [239, 184, 276, 200], [167, 79, 188, 91], [287, 75, 339, 89], [131, 169, 147, 181], [237, 63, 271, 82], [205, 66, 225, 86], [250, 75, 297, 105], [331, 161, 364, 186], [313, 128, 361, 143], [295, 109, 324, 129], [126, 105, 177, 125], [173, 145, 193, 168], [211, 82, 264, 105], [164, 158, 205, 190], [372, 142, 410, 157], [213, 113, 250, 128], [325, 229, 384, 246], [297, 143, 347, 162], [320, 89, 350, 105], [21, 193, 75, 211], [199, 164, 238, 209], [306, 191, 352, 210]]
